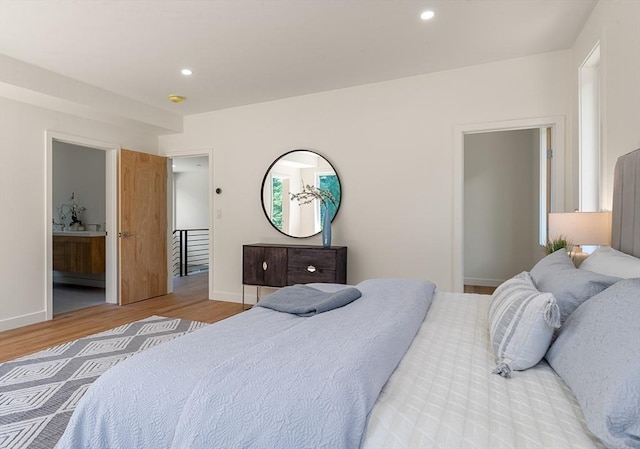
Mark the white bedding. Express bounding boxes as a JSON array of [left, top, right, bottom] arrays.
[[362, 291, 604, 449]]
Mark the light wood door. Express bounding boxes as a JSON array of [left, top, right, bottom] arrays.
[[119, 149, 168, 305]]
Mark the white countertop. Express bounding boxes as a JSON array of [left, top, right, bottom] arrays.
[[53, 231, 107, 237]]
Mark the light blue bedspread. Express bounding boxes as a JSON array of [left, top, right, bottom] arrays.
[[56, 278, 436, 449], [255, 284, 362, 315]]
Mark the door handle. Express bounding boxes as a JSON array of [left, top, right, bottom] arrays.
[[262, 261, 268, 271], [306, 265, 316, 273], [119, 232, 134, 238]]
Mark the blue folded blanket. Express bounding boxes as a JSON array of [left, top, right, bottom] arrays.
[[256, 285, 362, 316]]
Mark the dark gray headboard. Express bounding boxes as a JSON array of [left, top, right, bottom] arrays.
[[611, 148, 640, 258]]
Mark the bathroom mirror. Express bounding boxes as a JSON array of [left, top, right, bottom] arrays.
[[261, 150, 341, 238]]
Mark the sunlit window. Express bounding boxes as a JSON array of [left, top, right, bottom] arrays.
[[271, 177, 283, 230], [579, 43, 601, 212], [539, 128, 550, 246]]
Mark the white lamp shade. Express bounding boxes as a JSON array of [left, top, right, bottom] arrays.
[[548, 212, 612, 245]]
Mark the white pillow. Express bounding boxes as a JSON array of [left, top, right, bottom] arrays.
[[488, 271, 561, 378], [580, 246, 640, 278]]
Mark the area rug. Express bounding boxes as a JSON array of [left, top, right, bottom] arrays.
[[0, 315, 208, 449]]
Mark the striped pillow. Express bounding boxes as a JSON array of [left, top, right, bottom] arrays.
[[489, 271, 560, 378]]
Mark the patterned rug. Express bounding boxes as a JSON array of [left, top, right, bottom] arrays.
[[0, 316, 208, 449]]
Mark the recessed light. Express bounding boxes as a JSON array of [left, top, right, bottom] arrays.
[[420, 10, 435, 20], [181, 68, 193, 76]]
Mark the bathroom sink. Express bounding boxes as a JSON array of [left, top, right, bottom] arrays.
[[53, 231, 107, 237]]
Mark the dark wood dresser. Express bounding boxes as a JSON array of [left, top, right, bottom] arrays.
[[242, 243, 347, 306]]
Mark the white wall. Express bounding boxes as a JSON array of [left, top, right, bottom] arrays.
[[0, 98, 158, 330], [568, 0, 640, 210], [2, 0, 637, 327], [160, 50, 573, 302], [464, 129, 544, 286], [175, 171, 209, 229], [53, 142, 106, 228]]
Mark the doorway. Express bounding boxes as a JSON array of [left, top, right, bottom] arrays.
[[463, 129, 547, 292], [45, 131, 118, 321], [170, 154, 211, 295], [453, 116, 565, 292], [52, 141, 107, 314]]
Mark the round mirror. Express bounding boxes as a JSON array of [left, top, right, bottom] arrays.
[[261, 150, 341, 238]]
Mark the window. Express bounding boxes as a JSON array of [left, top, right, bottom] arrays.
[[316, 173, 340, 228], [271, 177, 283, 230], [579, 43, 601, 212], [539, 127, 552, 246]]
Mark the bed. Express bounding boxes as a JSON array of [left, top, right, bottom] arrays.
[[57, 149, 640, 449]]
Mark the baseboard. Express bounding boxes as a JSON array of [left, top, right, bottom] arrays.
[[212, 290, 243, 304], [464, 277, 504, 287], [0, 310, 47, 332], [214, 286, 278, 305]]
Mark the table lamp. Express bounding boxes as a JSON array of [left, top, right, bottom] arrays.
[[548, 212, 612, 258]]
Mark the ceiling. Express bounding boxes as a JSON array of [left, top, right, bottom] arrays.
[[0, 0, 596, 117]]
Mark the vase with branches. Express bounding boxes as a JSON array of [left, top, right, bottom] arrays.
[[58, 192, 86, 229], [290, 183, 336, 247]]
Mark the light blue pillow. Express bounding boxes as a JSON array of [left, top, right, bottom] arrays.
[[530, 250, 619, 324], [546, 278, 640, 449], [488, 272, 560, 378]]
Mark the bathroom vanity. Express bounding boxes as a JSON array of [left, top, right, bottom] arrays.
[[53, 231, 106, 274]]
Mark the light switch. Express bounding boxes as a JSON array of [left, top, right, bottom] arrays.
[[216, 209, 222, 219]]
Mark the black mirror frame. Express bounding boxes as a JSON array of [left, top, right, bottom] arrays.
[[260, 149, 342, 239]]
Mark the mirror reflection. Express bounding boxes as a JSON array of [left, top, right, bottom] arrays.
[[262, 150, 341, 238]]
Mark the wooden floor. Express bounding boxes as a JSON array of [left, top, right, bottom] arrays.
[[0, 273, 244, 363], [464, 285, 496, 295]]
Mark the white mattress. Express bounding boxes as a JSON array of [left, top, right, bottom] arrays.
[[362, 292, 604, 449]]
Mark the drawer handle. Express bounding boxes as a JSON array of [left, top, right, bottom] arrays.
[[306, 265, 316, 273], [262, 261, 268, 271]]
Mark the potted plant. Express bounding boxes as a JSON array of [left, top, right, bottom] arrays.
[[545, 235, 573, 255]]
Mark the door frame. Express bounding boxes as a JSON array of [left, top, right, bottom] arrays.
[[164, 148, 214, 299], [452, 116, 565, 292], [45, 130, 119, 320]]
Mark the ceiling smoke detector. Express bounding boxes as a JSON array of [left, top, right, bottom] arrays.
[[168, 94, 185, 103]]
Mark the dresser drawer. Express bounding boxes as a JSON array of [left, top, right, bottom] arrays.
[[288, 267, 337, 284], [288, 248, 337, 270]]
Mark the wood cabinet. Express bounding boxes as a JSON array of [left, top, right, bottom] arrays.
[[242, 245, 288, 287], [53, 236, 106, 274], [242, 244, 347, 288]]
